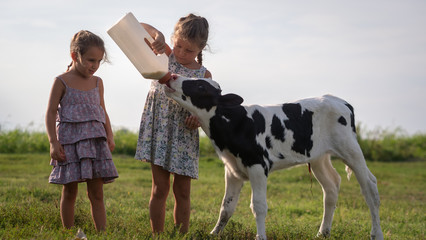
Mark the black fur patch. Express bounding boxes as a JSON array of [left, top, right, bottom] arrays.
[[265, 136, 272, 149], [252, 110, 266, 135], [338, 116, 347, 126], [209, 106, 270, 174], [282, 103, 314, 157], [344, 103, 356, 133], [271, 115, 285, 142], [182, 80, 221, 111]]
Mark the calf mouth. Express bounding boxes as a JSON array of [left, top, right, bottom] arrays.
[[164, 75, 177, 93]]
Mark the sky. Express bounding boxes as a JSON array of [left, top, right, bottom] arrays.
[[0, 0, 425, 135]]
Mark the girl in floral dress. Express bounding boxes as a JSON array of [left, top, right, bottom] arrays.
[[45, 30, 118, 231], [135, 14, 211, 234]]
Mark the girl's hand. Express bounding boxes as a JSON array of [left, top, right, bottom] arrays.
[[107, 137, 115, 152], [140, 23, 168, 55], [50, 141, 66, 161], [151, 32, 166, 54], [185, 115, 201, 130]]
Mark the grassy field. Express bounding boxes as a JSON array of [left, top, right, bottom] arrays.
[[0, 153, 424, 239]]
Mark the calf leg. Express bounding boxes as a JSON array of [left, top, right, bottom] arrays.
[[248, 165, 268, 240], [335, 139, 383, 240], [211, 167, 244, 235], [310, 154, 341, 238], [347, 161, 382, 240]]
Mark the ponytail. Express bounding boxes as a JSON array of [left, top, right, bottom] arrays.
[[67, 61, 73, 71]]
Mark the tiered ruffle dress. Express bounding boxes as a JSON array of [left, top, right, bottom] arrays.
[[135, 53, 207, 179], [49, 77, 118, 185]]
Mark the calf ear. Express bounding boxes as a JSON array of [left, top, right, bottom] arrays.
[[218, 94, 244, 107]]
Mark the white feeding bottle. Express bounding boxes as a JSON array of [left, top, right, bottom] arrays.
[[108, 12, 171, 83]]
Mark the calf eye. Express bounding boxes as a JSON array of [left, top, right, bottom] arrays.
[[198, 85, 206, 92]]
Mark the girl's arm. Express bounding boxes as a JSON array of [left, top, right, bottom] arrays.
[[45, 78, 66, 161], [98, 78, 115, 152], [204, 70, 212, 79], [140, 23, 172, 56]]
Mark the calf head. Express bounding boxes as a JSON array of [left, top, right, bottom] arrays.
[[164, 75, 244, 122]]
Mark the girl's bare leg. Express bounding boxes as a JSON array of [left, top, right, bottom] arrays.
[[87, 178, 106, 231], [150, 164, 171, 233], [173, 174, 191, 233], [61, 182, 78, 229]]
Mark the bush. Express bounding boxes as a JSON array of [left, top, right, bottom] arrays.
[[112, 128, 138, 156], [0, 125, 425, 162], [0, 127, 218, 157], [199, 134, 216, 157], [357, 125, 426, 161], [0, 129, 49, 153]]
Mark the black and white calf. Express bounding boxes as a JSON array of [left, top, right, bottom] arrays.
[[164, 75, 383, 240]]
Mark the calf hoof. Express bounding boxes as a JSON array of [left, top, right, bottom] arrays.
[[255, 234, 267, 240], [316, 229, 330, 238], [370, 233, 384, 240]]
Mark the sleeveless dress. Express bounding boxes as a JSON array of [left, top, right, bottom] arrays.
[[49, 77, 119, 184], [135, 53, 207, 179]]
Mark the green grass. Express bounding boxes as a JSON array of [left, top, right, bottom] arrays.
[[0, 154, 424, 239]]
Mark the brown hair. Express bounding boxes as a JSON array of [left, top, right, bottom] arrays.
[[67, 30, 108, 71], [172, 14, 209, 65]]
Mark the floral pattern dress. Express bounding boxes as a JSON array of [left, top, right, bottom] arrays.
[[49, 77, 118, 184], [135, 53, 207, 179]]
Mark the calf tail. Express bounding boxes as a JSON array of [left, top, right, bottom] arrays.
[[345, 165, 353, 180]]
